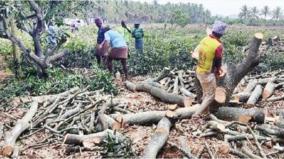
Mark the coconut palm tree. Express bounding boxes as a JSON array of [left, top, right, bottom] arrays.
[[251, 6, 259, 19], [272, 7, 282, 20], [239, 5, 250, 19], [261, 5, 270, 19]]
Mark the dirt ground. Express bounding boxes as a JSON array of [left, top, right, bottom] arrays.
[[1, 75, 284, 159]]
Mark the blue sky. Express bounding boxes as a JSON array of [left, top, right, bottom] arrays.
[[131, 0, 284, 16]]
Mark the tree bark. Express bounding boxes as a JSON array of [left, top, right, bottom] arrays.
[[125, 81, 192, 107], [247, 84, 263, 105], [213, 107, 265, 124], [142, 117, 172, 159], [1, 101, 39, 157], [63, 129, 126, 147], [219, 33, 263, 104]]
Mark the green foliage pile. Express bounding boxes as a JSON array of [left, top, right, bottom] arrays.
[[101, 133, 135, 158]]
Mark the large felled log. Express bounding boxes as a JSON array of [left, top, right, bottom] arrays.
[[1, 101, 39, 157], [262, 82, 276, 100], [213, 107, 265, 124], [247, 84, 262, 105], [125, 81, 192, 107], [142, 117, 172, 159], [108, 105, 200, 128], [63, 129, 126, 148]]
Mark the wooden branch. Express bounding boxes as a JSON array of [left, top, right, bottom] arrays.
[[213, 107, 265, 124], [229, 148, 249, 158], [180, 87, 196, 98], [247, 84, 262, 105], [153, 67, 170, 82], [267, 95, 284, 102], [1, 101, 39, 157], [247, 126, 267, 159], [241, 146, 262, 159], [256, 124, 284, 138], [173, 76, 179, 94], [63, 129, 126, 148], [142, 117, 172, 159], [125, 81, 192, 107], [98, 100, 119, 130], [109, 105, 200, 128]]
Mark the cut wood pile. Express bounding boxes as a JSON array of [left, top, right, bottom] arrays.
[[233, 69, 284, 104], [0, 87, 135, 158], [259, 35, 284, 55]]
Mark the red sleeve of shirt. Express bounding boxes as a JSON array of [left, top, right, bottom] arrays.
[[215, 45, 223, 59], [214, 45, 223, 69]]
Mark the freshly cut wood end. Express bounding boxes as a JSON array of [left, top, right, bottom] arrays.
[[215, 87, 226, 104], [166, 111, 177, 118], [155, 128, 167, 133], [262, 90, 270, 100], [238, 115, 252, 123], [112, 121, 123, 130], [168, 104, 178, 111], [82, 137, 102, 148], [255, 33, 263, 39], [1, 145, 13, 157], [183, 97, 194, 107]]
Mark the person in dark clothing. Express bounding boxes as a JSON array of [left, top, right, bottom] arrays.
[[132, 23, 144, 53], [95, 18, 108, 65], [121, 21, 144, 53]]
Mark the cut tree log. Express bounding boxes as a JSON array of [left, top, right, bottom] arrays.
[[108, 105, 200, 128], [173, 76, 179, 94], [215, 87, 226, 104], [247, 84, 263, 105], [213, 107, 265, 124], [142, 117, 172, 159], [1, 100, 39, 157], [244, 80, 258, 93], [180, 87, 196, 98], [178, 70, 185, 88], [125, 81, 192, 107], [63, 129, 126, 148], [262, 82, 276, 100], [217, 33, 263, 104]]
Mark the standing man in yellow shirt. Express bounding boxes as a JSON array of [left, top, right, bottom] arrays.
[[192, 20, 227, 115]]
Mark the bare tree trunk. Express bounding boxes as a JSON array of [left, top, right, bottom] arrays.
[[218, 33, 263, 104]]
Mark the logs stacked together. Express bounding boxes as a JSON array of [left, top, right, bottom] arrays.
[[0, 87, 130, 157], [259, 36, 284, 55], [195, 114, 284, 159], [233, 69, 284, 105], [154, 67, 197, 98]]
